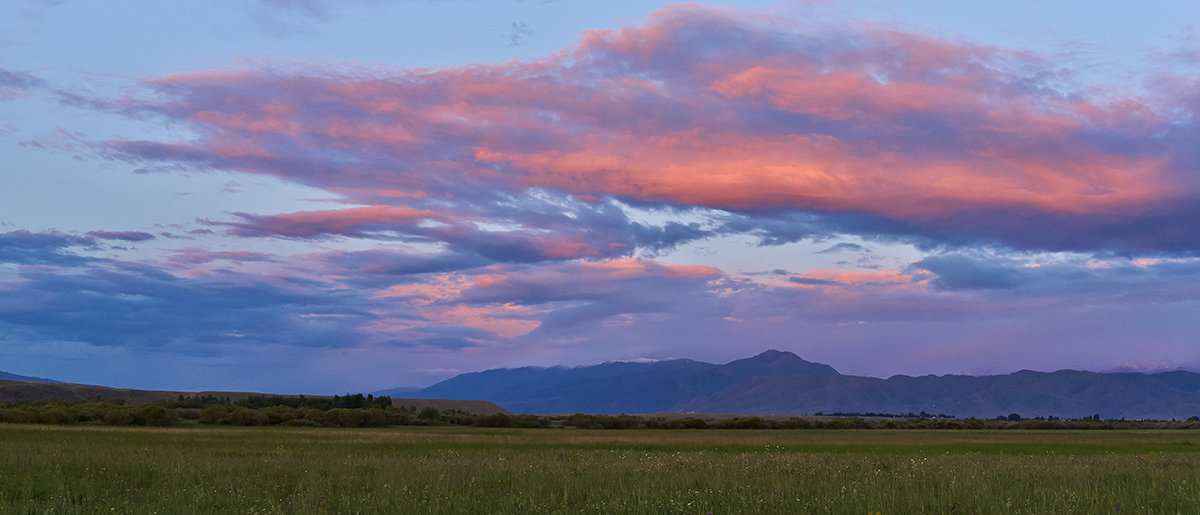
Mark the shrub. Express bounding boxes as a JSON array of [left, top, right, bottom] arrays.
[[475, 413, 513, 427], [225, 407, 269, 426], [263, 405, 296, 425], [513, 414, 544, 428], [418, 407, 443, 425], [640, 417, 672, 429], [384, 407, 413, 426], [823, 418, 868, 429], [717, 417, 768, 429], [774, 417, 811, 429], [37, 406, 77, 425], [294, 407, 325, 425], [199, 404, 230, 424], [0, 407, 37, 424], [175, 408, 203, 421], [361, 408, 388, 427], [326, 408, 366, 427], [138, 404, 179, 426], [103, 407, 138, 426]]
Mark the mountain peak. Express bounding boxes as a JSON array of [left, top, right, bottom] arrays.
[[408, 350, 839, 414], [748, 349, 796, 361], [722, 349, 840, 376], [753, 349, 787, 358]]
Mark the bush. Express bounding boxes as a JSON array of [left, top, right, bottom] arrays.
[[384, 407, 414, 426], [774, 417, 811, 429], [225, 407, 269, 426], [263, 405, 296, 425], [326, 408, 366, 427], [823, 418, 868, 429], [103, 407, 138, 426], [717, 417, 768, 429], [641, 417, 672, 429], [295, 407, 326, 425], [37, 406, 77, 425], [0, 407, 36, 424], [361, 408, 388, 427], [199, 404, 230, 424], [513, 414, 544, 428], [418, 407, 442, 423], [138, 404, 179, 426], [475, 413, 514, 427], [175, 408, 203, 421]]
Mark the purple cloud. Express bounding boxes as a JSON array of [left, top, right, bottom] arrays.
[[0, 230, 95, 265], [0, 68, 45, 100], [91, 5, 1197, 255], [7, 4, 1200, 390], [0, 259, 371, 351], [86, 230, 156, 242]]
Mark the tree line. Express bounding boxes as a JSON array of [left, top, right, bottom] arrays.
[[3, 397, 1200, 430], [0, 396, 473, 428]]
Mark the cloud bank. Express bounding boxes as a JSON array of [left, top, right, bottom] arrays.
[[106, 5, 1199, 254], [4, 5, 1199, 391]]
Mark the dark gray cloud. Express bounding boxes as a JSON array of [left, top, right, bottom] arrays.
[[912, 254, 1022, 291], [86, 230, 156, 242], [817, 242, 869, 254], [0, 259, 371, 351], [208, 194, 714, 269], [507, 21, 534, 47], [0, 230, 94, 265]]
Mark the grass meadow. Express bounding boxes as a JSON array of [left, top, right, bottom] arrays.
[[2, 424, 1199, 513]]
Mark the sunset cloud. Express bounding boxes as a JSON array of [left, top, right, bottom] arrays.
[[3, 1, 1199, 392], [0, 67, 45, 100], [220, 205, 437, 238], [104, 5, 1198, 254]]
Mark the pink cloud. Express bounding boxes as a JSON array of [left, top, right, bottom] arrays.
[[787, 269, 930, 297], [358, 256, 727, 347], [104, 4, 1197, 252], [578, 257, 722, 280], [420, 304, 542, 339], [222, 205, 437, 238], [167, 249, 277, 266]]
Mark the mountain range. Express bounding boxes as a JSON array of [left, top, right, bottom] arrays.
[[381, 349, 836, 414], [381, 350, 1200, 419]]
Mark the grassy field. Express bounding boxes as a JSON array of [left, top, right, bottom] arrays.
[[2, 424, 1199, 513]]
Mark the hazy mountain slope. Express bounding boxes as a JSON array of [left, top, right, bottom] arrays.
[[675, 370, 1200, 419], [0, 371, 58, 383], [373, 386, 422, 397], [406, 350, 839, 414], [0, 379, 510, 414]]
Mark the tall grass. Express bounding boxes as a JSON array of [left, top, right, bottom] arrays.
[[1, 425, 1198, 513]]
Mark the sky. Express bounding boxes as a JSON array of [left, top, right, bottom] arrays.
[[1, 0, 1198, 394]]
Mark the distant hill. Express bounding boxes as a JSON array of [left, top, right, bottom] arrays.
[[0, 380, 510, 415], [0, 371, 58, 383], [676, 370, 1200, 420], [386, 350, 1200, 419], [372, 386, 422, 397], [396, 350, 839, 414]]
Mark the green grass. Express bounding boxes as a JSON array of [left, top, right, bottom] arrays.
[[2, 424, 1199, 513]]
